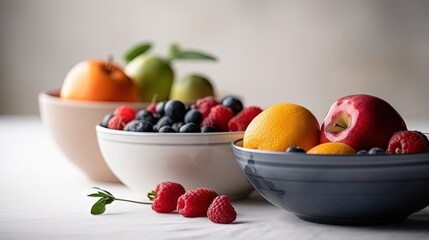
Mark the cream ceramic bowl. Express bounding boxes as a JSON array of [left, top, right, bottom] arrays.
[[96, 126, 253, 200], [38, 89, 148, 182]]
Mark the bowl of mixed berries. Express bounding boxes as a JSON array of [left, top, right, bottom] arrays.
[[96, 96, 262, 200]]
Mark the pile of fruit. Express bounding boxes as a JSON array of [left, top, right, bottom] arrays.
[[60, 42, 220, 104], [89, 182, 237, 224], [243, 94, 429, 155], [100, 96, 262, 133]]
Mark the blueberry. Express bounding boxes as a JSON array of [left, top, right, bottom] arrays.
[[124, 120, 153, 132], [158, 125, 176, 133], [201, 125, 216, 133], [368, 147, 386, 155], [155, 101, 167, 116], [184, 109, 203, 125], [286, 146, 306, 153], [136, 110, 155, 124], [172, 121, 185, 132], [164, 100, 187, 122], [357, 150, 368, 155], [221, 96, 243, 115], [179, 123, 200, 133], [100, 113, 114, 128], [154, 116, 174, 132]]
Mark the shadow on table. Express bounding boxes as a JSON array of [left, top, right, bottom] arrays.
[[363, 209, 429, 233], [237, 191, 271, 205]]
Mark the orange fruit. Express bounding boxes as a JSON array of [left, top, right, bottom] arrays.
[[243, 103, 320, 152], [307, 142, 356, 155], [60, 60, 141, 102]]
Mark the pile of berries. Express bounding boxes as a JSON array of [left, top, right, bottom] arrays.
[[149, 182, 236, 224], [353, 130, 429, 155], [100, 96, 262, 133], [286, 130, 429, 155]]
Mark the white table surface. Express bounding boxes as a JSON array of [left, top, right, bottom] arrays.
[[1, 115, 429, 240]]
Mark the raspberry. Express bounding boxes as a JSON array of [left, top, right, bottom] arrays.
[[415, 131, 429, 148], [177, 187, 218, 217], [148, 182, 186, 213], [146, 103, 157, 114], [107, 115, 126, 130], [228, 106, 263, 131], [207, 105, 234, 132], [207, 195, 236, 224], [200, 117, 220, 132], [113, 105, 136, 124], [387, 131, 429, 154], [195, 96, 218, 118]]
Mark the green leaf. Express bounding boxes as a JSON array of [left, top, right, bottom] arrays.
[[93, 187, 114, 197], [87, 193, 104, 198], [91, 198, 108, 215], [124, 42, 152, 63], [176, 50, 217, 61], [169, 43, 181, 60]]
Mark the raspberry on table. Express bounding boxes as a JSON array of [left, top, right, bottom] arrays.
[[207, 195, 237, 224], [177, 187, 218, 217], [195, 96, 218, 118], [207, 105, 234, 132], [113, 105, 136, 124], [148, 182, 186, 213], [228, 106, 263, 131]]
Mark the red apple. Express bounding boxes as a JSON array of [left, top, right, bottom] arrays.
[[320, 94, 407, 151]]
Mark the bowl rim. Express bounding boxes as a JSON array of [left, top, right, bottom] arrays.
[[96, 125, 245, 145], [231, 138, 429, 167], [38, 89, 149, 108]]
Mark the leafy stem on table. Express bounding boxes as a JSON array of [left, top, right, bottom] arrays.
[[88, 187, 152, 215]]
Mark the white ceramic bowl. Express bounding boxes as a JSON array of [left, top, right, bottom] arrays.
[[96, 125, 253, 200], [38, 89, 148, 182]]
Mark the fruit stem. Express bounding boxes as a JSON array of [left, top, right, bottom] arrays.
[[395, 147, 402, 154], [105, 54, 114, 73], [114, 197, 152, 205]]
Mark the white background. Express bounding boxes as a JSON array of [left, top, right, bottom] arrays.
[[1, 0, 429, 121]]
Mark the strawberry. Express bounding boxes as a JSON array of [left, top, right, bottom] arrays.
[[387, 130, 429, 154], [207, 195, 236, 224], [228, 106, 263, 131], [195, 96, 218, 118], [177, 187, 218, 217], [207, 105, 234, 132], [148, 182, 186, 213], [113, 105, 136, 124]]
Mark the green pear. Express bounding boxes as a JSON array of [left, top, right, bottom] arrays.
[[124, 55, 174, 102], [170, 74, 215, 103]]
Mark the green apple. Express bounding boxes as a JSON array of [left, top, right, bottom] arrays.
[[124, 55, 174, 102], [170, 74, 215, 103], [123, 42, 217, 102]]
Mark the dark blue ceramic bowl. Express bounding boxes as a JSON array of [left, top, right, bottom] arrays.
[[231, 139, 429, 226]]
